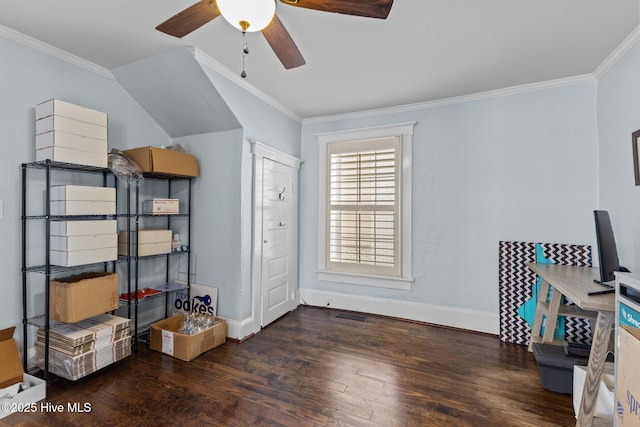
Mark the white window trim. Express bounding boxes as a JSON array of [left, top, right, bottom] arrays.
[[316, 122, 415, 290]]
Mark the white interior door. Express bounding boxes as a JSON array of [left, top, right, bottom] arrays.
[[253, 144, 298, 327]]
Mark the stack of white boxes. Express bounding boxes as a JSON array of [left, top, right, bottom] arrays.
[[49, 185, 117, 267], [35, 314, 131, 381], [35, 99, 108, 168]]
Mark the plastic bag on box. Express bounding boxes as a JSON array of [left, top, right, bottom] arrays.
[[108, 149, 143, 184], [164, 143, 186, 153]]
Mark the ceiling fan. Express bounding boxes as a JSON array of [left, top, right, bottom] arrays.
[[156, 0, 394, 70]]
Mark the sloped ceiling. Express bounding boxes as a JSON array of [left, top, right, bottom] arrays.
[[113, 47, 241, 138]]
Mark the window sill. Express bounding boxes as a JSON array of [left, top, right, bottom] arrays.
[[316, 270, 414, 290]]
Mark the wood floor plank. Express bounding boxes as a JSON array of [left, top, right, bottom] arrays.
[[0, 306, 577, 426]]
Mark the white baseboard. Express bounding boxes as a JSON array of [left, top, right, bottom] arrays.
[[221, 316, 256, 341], [299, 288, 499, 335]]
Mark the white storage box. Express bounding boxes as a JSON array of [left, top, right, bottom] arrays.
[[51, 247, 118, 267], [36, 99, 107, 127], [36, 131, 109, 160], [573, 363, 614, 421], [143, 199, 179, 215], [50, 234, 117, 252], [50, 220, 117, 236], [36, 131, 107, 152], [50, 185, 114, 202], [50, 201, 115, 216], [36, 146, 107, 168], [50, 185, 115, 216], [0, 326, 46, 419], [118, 229, 172, 257], [0, 374, 46, 419], [36, 115, 107, 140]]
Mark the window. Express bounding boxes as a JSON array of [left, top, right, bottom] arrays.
[[317, 123, 414, 289], [327, 137, 400, 277]]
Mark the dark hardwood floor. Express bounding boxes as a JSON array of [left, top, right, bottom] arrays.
[[2, 306, 576, 426]]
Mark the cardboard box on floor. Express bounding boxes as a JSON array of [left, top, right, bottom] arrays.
[[149, 313, 226, 362], [0, 327, 46, 419], [616, 326, 640, 427], [123, 146, 199, 177]]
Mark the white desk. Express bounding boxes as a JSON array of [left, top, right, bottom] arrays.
[[527, 262, 615, 427]]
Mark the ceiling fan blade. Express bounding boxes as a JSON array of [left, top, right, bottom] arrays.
[[156, 0, 221, 38], [262, 15, 306, 70], [279, 0, 393, 19]]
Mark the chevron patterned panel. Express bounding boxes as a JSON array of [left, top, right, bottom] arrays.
[[498, 241, 536, 345], [541, 243, 593, 345], [498, 241, 593, 346]]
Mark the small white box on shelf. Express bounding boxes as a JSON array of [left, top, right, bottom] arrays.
[[50, 247, 118, 267], [36, 146, 107, 168], [50, 220, 117, 236], [118, 229, 172, 257], [50, 234, 117, 252], [36, 99, 107, 127], [36, 115, 107, 140], [36, 131, 107, 152], [143, 199, 179, 215], [50, 201, 115, 216], [50, 185, 116, 216], [50, 185, 114, 201]]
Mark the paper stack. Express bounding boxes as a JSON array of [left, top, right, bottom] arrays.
[[36, 314, 131, 381]]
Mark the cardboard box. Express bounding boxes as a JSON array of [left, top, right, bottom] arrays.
[[50, 246, 117, 267], [36, 115, 107, 140], [36, 99, 107, 127], [149, 313, 226, 361], [124, 146, 199, 177], [0, 327, 46, 419], [143, 199, 180, 215], [615, 326, 640, 427], [0, 327, 25, 389], [0, 374, 46, 419], [118, 229, 172, 256], [50, 185, 115, 202], [36, 146, 107, 168], [36, 131, 107, 152], [49, 272, 119, 323], [51, 220, 117, 236]]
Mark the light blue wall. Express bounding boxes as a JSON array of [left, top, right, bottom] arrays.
[[177, 64, 302, 321], [299, 83, 599, 322], [597, 40, 640, 273], [4, 25, 632, 336], [0, 36, 170, 341]]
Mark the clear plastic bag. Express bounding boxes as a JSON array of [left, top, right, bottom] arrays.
[[108, 149, 143, 184], [177, 312, 215, 335], [164, 143, 186, 153]]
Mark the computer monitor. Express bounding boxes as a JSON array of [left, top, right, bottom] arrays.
[[594, 210, 629, 284]]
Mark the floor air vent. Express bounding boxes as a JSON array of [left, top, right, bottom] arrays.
[[336, 312, 368, 321]]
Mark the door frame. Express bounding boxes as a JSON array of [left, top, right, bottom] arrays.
[[251, 141, 301, 334]]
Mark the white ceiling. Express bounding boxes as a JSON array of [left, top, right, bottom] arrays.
[[0, 0, 638, 119]]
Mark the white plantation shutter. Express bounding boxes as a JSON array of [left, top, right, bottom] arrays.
[[327, 136, 401, 276]]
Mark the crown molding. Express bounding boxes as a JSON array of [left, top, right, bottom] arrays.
[[594, 24, 640, 78], [190, 47, 302, 123], [303, 74, 597, 124], [0, 24, 114, 79]]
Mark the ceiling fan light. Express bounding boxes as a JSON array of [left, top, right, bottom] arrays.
[[217, 0, 276, 32]]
